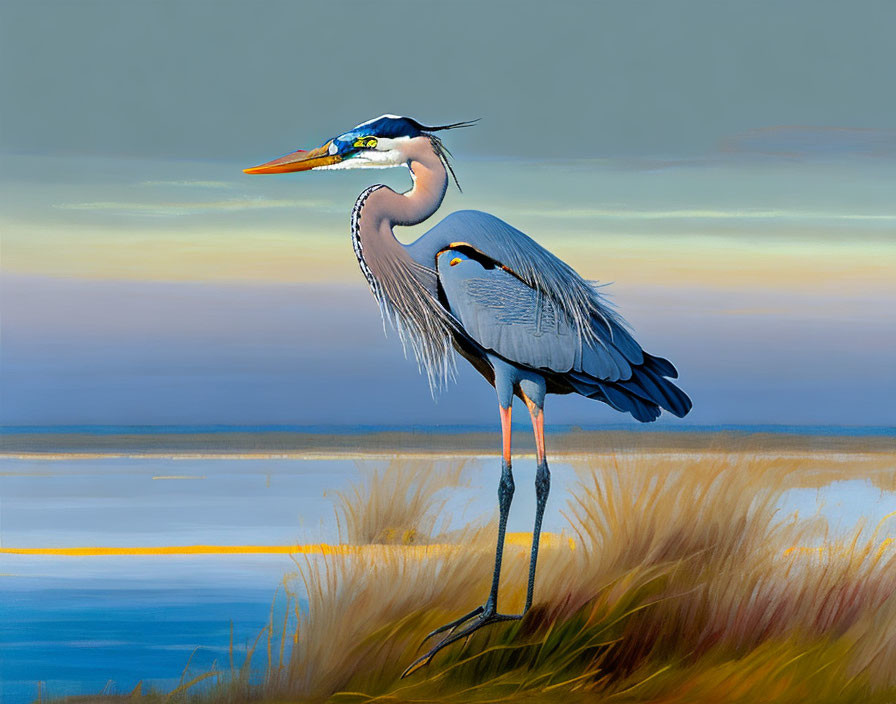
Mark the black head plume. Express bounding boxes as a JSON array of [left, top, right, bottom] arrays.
[[408, 118, 481, 133]]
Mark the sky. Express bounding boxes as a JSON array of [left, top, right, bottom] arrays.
[[1, 0, 894, 427]]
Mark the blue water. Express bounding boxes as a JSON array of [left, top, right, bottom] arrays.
[[0, 584, 294, 702], [0, 455, 353, 703]]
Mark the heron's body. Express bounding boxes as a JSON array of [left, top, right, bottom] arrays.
[[245, 114, 691, 675], [349, 147, 690, 423]]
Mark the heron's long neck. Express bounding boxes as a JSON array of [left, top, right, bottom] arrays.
[[351, 151, 448, 295], [349, 148, 455, 389]]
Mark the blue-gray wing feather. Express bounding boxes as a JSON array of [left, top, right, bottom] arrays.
[[410, 211, 639, 342], [409, 209, 646, 380], [441, 264, 578, 372], [438, 255, 637, 381]]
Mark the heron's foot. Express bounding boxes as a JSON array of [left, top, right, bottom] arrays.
[[419, 605, 484, 645], [401, 606, 522, 678]]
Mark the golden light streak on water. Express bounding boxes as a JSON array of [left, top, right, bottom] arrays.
[[1, 535, 891, 559], [0, 533, 569, 557]]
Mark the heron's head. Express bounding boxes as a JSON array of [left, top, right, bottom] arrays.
[[244, 114, 476, 187]]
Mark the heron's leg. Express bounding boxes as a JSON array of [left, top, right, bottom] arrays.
[[522, 394, 551, 613], [420, 404, 515, 640], [488, 403, 515, 612], [403, 402, 521, 678]]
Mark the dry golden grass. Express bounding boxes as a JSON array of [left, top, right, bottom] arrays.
[[80, 450, 896, 703], [332, 459, 480, 545], [249, 452, 896, 703]]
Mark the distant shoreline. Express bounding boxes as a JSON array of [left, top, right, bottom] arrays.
[[2, 427, 893, 457], [4, 424, 894, 436]]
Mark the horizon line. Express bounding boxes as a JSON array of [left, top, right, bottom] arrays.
[[2, 423, 894, 438]]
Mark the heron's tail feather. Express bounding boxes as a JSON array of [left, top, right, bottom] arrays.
[[566, 354, 692, 423], [603, 384, 664, 423], [642, 352, 679, 379], [619, 358, 692, 418]]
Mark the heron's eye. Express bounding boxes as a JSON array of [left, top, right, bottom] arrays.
[[449, 257, 462, 267], [353, 137, 378, 149]]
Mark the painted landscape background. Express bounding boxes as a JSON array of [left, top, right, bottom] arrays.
[[1, 1, 894, 702]]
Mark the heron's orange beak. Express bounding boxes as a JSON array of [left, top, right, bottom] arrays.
[[243, 141, 342, 174]]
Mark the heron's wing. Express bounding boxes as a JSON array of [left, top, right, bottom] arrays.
[[412, 210, 645, 380], [409, 210, 628, 347], [438, 255, 641, 380]]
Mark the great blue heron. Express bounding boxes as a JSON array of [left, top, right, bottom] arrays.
[[245, 114, 691, 675]]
